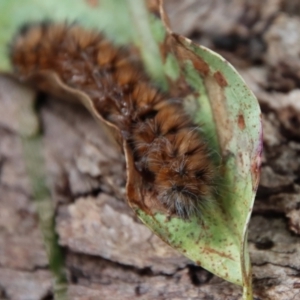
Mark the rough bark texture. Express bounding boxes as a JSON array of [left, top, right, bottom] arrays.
[[1, 1, 300, 299]]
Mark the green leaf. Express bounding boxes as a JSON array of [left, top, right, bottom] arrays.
[[133, 34, 262, 298]]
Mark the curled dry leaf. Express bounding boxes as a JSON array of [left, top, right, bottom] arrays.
[[0, 0, 262, 298]]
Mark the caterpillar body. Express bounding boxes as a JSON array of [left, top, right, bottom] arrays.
[[10, 23, 216, 219]]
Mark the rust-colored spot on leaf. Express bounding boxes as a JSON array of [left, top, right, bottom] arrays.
[[238, 114, 245, 130], [203, 247, 234, 261], [192, 58, 210, 75], [214, 71, 228, 87], [251, 156, 261, 191], [85, 0, 98, 8], [171, 33, 210, 75], [251, 123, 263, 191]]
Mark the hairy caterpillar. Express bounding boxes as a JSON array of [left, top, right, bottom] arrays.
[[10, 22, 216, 219]]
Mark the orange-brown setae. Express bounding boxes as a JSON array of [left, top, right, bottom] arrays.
[[10, 22, 216, 219]]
